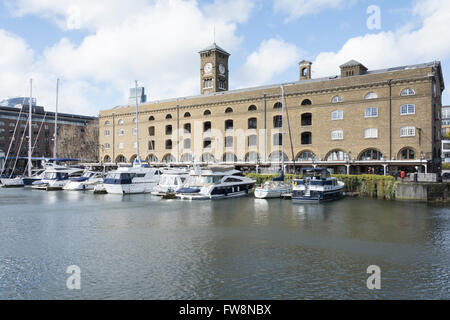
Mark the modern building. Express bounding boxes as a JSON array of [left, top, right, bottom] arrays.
[[128, 87, 147, 106], [99, 43, 445, 174], [0, 97, 37, 107], [0, 104, 97, 174]]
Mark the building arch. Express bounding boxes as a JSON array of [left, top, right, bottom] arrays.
[[162, 154, 176, 163], [181, 153, 194, 162], [398, 147, 416, 160], [146, 154, 158, 163], [149, 116, 155, 121], [222, 152, 238, 163], [204, 109, 211, 116], [184, 112, 191, 118], [201, 153, 216, 163], [104, 120, 111, 125], [103, 155, 111, 163], [365, 92, 378, 100], [115, 155, 127, 163], [129, 154, 138, 163], [358, 148, 384, 160], [245, 152, 260, 162], [332, 95, 343, 103], [268, 151, 288, 162], [225, 107, 233, 114], [273, 102, 282, 109], [301, 99, 312, 106], [401, 88, 416, 96], [325, 149, 349, 161], [165, 114, 172, 119], [248, 105, 257, 111], [296, 150, 317, 161]]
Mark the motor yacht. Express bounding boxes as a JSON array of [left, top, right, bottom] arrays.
[[31, 167, 84, 191], [151, 169, 189, 196], [292, 168, 345, 203], [103, 164, 162, 194], [63, 171, 104, 191]]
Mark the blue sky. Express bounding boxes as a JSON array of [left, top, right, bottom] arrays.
[[0, 0, 449, 116]]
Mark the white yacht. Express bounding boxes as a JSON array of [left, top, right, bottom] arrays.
[[31, 167, 84, 191], [176, 166, 256, 200], [103, 164, 162, 194], [292, 168, 345, 203], [151, 169, 189, 196], [254, 180, 292, 199], [0, 177, 24, 188], [63, 171, 104, 191]]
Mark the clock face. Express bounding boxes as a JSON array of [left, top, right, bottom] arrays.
[[204, 63, 212, 74], [219, 64, 226, 75]]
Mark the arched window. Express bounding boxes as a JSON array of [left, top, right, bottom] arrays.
[[365, 92, 378, 100], [326, 150, 349, 161], [201, 153, 215, 163], [166, 114, 172, 119], [248, 118, 257, 129], [104, 120, 110, 125], [301, 99, 312, 106], [118, 119, 124, 125], [359, 149, 383, 160], [225, 119, 233, 131], [296, 151, 317, 161], [162, 154, 176, 163], [245, 152, 260, 162], [225, 107, 233, 113], [165, 139, 172, 150], [302, 68, 308, 77], [149, 116, 155, 121], [146, 154, 158, 163], [332, 96, 343, 103], [401, 88, 416, 96], [301, 132, 312, 145], [184, 112, 191, 118], [301, 113, 312, 126], [222, 153, 237, 163], [268, 151, 288, 162], [273, 102, 282, 109], [181, 153, 194, 162], [115, 155, 127, 163], [204, 109, 211, 116], [103, 155, 111, 163], [248, 105, 257, 111], [398, 148, 416, 160]]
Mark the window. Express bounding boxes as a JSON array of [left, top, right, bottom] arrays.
[[118, 142, 124, 149], [9, 123, 15, 127], [359, 149, 383, 160], [203, 79, 213, 89], [248, 135, 257, 147], [148, 140, 155, 150], [184, 123, 191, 134], [273, 115, 282, 128], [165, 125, 172, 135], [248, 105, 257, 111], [147, 154, 158, 163], [118, 119, 124, 125], [184, 112, 191, 118], [132, 118, 137, 123], [401, 88, 416, 96], [148, 126, 155, 136], [184, 138, 191, 149], [219, 80, 226, 90], [0, 128, 5, 133], [166, 114, 172, 119], [301, 132, 312, 145], [133, 128, 137, 135], [365, 107, 378, 118], [331, 110, 344, 120], [246, 152, 260, 162], [274, 102, 282, 109], [203, 138, 212, 149], [149, 116, 155, 121], [301, 113, 312, 126], [203, 110, 211, 116], [118, 129, 124, 136], [204, 121, 211, 132], [401, 104, 415, 115], [297, 151, 317, 161], [273, 133, 283, 146], [104, 120, 110, 125], [165, 140, 172, 150], [326, 150, 348, 161], [301, 99, 312, 106], [365, 92, 378, 100], [331, 130, 344, 140], [332, 96, 343, 103], [223, 153, 237, 163], [400, 126, 415, 137], [225, 107, 233, 114], [225, 120, 233, 131], [248, 118, 257, 129], [364, 128, 378, 139], [133, 142, 137, 149], [400, 148, 415, 160], [225, 136, 233, 148], [104, 143, 110, 149], [104, 130, 110, 136]]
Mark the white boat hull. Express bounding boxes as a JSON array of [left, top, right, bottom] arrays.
[[0, 178, 24, 188], [104, 182, 158, 194], [177, 190, 250, 200]]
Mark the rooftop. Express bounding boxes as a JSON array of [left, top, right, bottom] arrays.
[[199, 43, 230, 56]]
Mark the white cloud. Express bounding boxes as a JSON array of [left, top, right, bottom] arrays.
[[235, 38, 302, 87], [0, 0, 255, 115], [274, 0, 350, 22], [312, 0, 450, 79]]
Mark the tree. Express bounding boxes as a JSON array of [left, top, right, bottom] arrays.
[[56, 120, 99, 162]]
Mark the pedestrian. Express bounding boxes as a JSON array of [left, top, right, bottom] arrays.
[[400, 170, 405, 182]]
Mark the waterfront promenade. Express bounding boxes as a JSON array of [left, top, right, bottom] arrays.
[[0, 188, 449, 299]]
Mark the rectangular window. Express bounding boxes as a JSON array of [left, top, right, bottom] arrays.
[[331, 110, 343, 120], [401, 104, 415, 115], [118, 129, 124, 136], [219, 80, 226, 90], [365, 107, 378, 118], [148, 126, 155, 136], [118, 143, 124, 149], [203, 79, 213, 89], [331, 130, 344, 140], [248, 135, 257, 147], [148, 140, 155, 150], [273, 133, 283, 146], [184, 139, 191, 149], [364, 128, 378, 139], [400, 126, 416, 137], [133, 128, 137, 135], [104, 130, 110, 136], [225, 136, 233, 148], [0, 121, 4, 126]]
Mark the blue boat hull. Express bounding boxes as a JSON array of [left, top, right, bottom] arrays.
[[292, 189, 343, 203]]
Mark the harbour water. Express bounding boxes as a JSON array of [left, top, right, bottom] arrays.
[[0, 188, 449, 299]]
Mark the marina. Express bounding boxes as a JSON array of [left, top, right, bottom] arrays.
[[0, 188, 448, 299]]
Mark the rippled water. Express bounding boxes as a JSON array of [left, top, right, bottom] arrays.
[[0, 188, 449, 299]]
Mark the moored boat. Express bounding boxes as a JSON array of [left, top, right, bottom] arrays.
[[63, 171, 104, 191], [292, 168, 344, 203], [151, 169, 189, 196], [31, 167, 84, 191], [0, 177, 24, 188], [103, 164, 162, 194], [254, 180, 292, 199]]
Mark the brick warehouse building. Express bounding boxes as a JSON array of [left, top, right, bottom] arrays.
[[99, 43, 445, 174], [0, 102, 97, 173]]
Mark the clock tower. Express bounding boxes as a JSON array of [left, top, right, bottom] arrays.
[[199, 43, 230, 95]]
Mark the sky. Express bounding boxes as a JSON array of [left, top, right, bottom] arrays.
[[0, 0, 449, 116]]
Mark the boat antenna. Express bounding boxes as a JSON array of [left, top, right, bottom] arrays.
[[135, 80, 141, 165], [27, 79, 32, 177], [280, 85, 285, 174], [54, 78, 59, 159]]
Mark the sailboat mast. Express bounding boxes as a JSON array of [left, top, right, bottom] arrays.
[[54, 78, 59, 158], [28, 79, 32, 177], [280, 85, 285, 172], [135, 80, 140, 163]]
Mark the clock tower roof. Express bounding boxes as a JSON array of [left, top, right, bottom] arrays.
[[199, 43, 230, 56]]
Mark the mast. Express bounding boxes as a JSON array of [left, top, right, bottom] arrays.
[[27, 79, 32, 177], [54, 78, 59, 158], [135, 80, 140, 164], [280, 85, 285, 173]]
